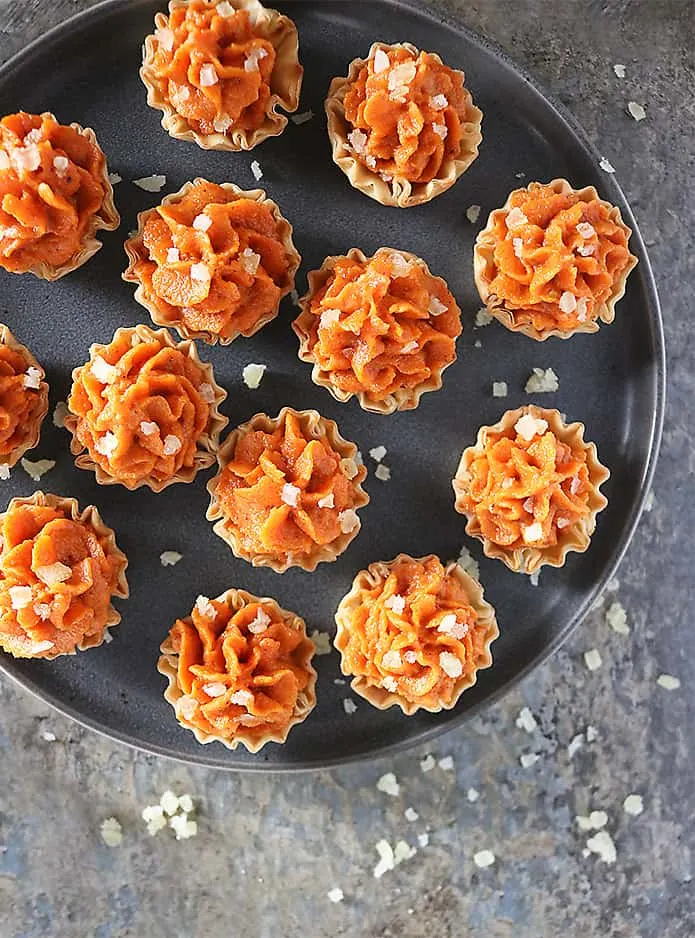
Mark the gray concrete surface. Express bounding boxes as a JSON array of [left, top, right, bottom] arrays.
[[1, 1, 694, 936]]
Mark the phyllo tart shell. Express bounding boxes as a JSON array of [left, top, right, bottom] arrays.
[[0, 324, 49, 469]]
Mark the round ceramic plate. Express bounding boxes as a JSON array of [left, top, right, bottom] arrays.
[[0, 0, 664, 770]]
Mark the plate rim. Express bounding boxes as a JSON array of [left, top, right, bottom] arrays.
[[0, 0, 666, 772]]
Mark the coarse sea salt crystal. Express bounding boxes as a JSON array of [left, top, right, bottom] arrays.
[[467, 787, 479, 802], [195, 595, 216, 618], [382, 676, 398, 692], [428, 296, 448, 316], [100, 817, 123, 847], [230, 689, 254, 706], [53, 155, 69, 174], [319, 307, 341, 329], [317, 493, 334, 509], [516, 707, 537, 733], [190, 262, 210, 282], [9, 586, 32, 609], [522, 522, 543, 543], [291, 110, 314, 125], [439, 651, 463, 679], [163, 435, 181, 455], [515, 413, 548, 441], [167, 247, 180, 263], [140, 421, 158, 437], [193, 213, 212, 232], [656, 673, 680, 690], [384, 593, 406, 614], [473, 849, 495, 869], [327, 887, 344, 904], [466, 204, 481, 224], [35, 561, 72, 585], [34, 603, 51, 620], [437, 615, 468, 639], [248, 608, 271, 634], [623, 794, 644, 816], [457, 545, 479, 580], [309, 630, 332, 655], [559, 291, 577, 314], [369, 445, 387, 462], [403, 650, 417, 664], [577, 221, 596, 239], [250, 160, 263, 181], [373, 48, 390, 73], [432, 122, 447, 139], [520, 752, 540, 768], [199, 64, 218, 87], [22, 367, 42, 390], [525, 367, 559, 394], [281, 482, 301, 507], [439, 755, 454, 771], [613, 63, 626, 78], [244, 47, 268, 72], [213, 115, 233, 134], [513, 237, 524, 259], [586, 829, 616, 864], [420, 754, 436, 772], [340, 457, 358, 480], [242, 362, 266, 389], [606, 600, 629, 635], [568, 733, 584, 758], [202, 682, 227, 698], [240, 248, 261, 275], [584, 648, 602, 671], [404, 807, 419, 822], [95, 432, 118, 457], [156, 27, 175, 51], [92, 355, 118, 384], [343, 698, 357, 715], [627, 101, 646, 122], [373, 840, 395, 879], [13, 144, 41, 173], [389, 252, 412, 278], [216, 1, 236, 15], [348, 129, 368, 153], [400, 340, 418, 354], [599, 157, 616, 174], [108, 172, 122, 185], [198, 383, 215, 403], [170, 815, 198, 840], [133, 174, 166, 192], [374, 464, 391, 482], [506, 206, 528, 229], [338, 509, 359, 534], [377, 772, 400, 796], [382, 650, 402, 670], [160, 551, 182, 567], [492, 381, 507, 398], [475, 307, 493, 327], [432, 93, 448, 109]]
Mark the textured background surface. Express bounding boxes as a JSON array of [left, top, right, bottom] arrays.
[[0, 1, 693, 936]]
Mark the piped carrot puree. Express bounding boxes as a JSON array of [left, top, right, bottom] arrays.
[[215, 410, 362, 561], [149, 1, 276, 136], [168, 594, 314, 743], [343, 46, 472, 183], [341, 556, 484, 708], [0, 344, 44, 459], [459, 414, 590, 549], [487, 184, 632, 332], [125, 181, 292, 340], [0, 502, 120, 658], [68, 330, 210, 486], [0, 112, 108, 273], [300, 251, 460, 403]]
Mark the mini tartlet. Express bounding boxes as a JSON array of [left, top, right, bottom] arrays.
[[0, 111, 119, 280], [207, 407, 369, 572], [452, 406, 610, 573], [64, 324, 228, 491], [334, 553, 498, 714], [325, 41, 482, 208], [473, 178, 637, 340], [141, 0, 303, 151], [123, 178, 300, 344], [158, 587, 316, 751], [0, 492, 128, 659], [0, 325, 49, 470], [292, 247, 462, 414]]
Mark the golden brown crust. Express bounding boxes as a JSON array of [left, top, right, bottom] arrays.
[[0, 324, 49, 467], [122, 178, 300, 344], [64, 324, 228, 492], [325, 41, 482, 208], [452, 406, 610, 573], [334, 553, 498, 714], [292, 247, 461, 415], [141, 0, 303, 151], [0, 491, 128, 659], [473, 178, 638, 341], [206, 406, 369, 572], [157, 587, 316, 751]]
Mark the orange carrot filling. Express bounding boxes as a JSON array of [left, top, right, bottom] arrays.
[[147, 1, 276, 136], [339, 556, 486, 708], [68, 331, 211, 487], [0, 344, 45, 460], [297, 251, 460, 403], [0, 502, 122, 658], [487, 184, 632, 332], [214, 410, 363, 561], [343, 46, 472, 183], [458, 416, 591, 549], [0, 112, 109, 273], [124, 181, 293, 340], [167, 594, 314, 744]]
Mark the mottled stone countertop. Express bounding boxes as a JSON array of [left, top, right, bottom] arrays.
[[0, 1, 693, 936]]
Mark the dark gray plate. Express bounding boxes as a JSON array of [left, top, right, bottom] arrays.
[[0, 0, 664, 770]]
